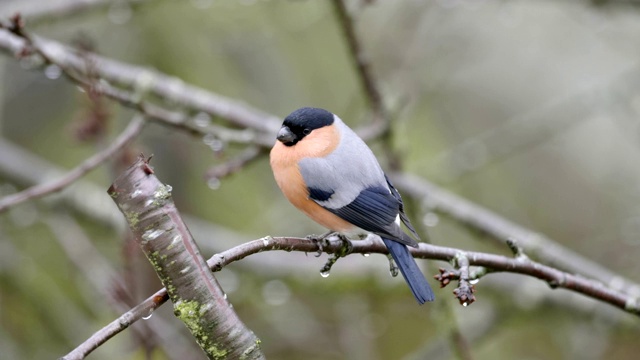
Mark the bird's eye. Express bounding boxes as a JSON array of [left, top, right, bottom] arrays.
[[302, 128, 311, 135]]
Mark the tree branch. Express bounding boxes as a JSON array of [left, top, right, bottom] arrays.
[[107, 156, 264, 360], [332, 0, 402, 169], [390, 172, 640, 296], [60, 288, 169, 360], [0, 26, 281, 134], [331, 0, 386, 120], [204, 146, 264, 183], [63, 233, 640, 359], [0, 115, 145, 213], [0, 22, 385, 147]]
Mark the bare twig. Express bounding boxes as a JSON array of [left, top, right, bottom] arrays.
[[63, 234, 640, 359], [390, 172, 640, 297], [0, 30, 276, 148], [212, 237, 640, 315], [331, 0, 385, 119], [44, 213, 194, 360], [0, 27, 281, 134], [61, 288, 169, 360], [451, 253, 476, 306], [0, 115, 145, 213], [332, 0, 402, 169], [0, 25, 387, 146], [204, 146, 264, 182]]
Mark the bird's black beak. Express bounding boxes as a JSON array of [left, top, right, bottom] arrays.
[[277, 125, 296, 144]]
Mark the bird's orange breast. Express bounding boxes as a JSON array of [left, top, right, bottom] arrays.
[[270, 125, 355, 232]]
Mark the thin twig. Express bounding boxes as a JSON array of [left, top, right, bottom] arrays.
[[62, 235, 640, 359], [331, 0, 385, 119], [0, 115, 146, 213], [60, 288, 169, 360], [44, 213, 193, 359], [332, 0, 403, 169], [204, 146, 264, 181], [390, 172, 640, 296], [0, 27, 281, 134]]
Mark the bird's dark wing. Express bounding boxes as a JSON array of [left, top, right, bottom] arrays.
[[384, 174, 421, 240], [309, 185, 418, 247]]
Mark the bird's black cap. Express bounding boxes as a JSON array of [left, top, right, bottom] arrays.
[[278, 107, 334, 146]]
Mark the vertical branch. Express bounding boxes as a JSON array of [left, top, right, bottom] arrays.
[[332, 0, 402, 169], [107, 156, 264, 360], [332, 0, 385, 117]]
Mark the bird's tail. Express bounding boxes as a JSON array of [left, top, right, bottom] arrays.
[[382, 238, 435, 304]]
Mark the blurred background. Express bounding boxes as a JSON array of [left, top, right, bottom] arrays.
[[1, 0, 640, 359]]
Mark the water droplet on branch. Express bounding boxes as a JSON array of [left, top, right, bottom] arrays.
[[44, 64, 62, 79]]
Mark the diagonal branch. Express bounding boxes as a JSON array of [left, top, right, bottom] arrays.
[[0, 115, 146, 213], [106, 156, 264, 360], [204, 146, 264, 182], [0, 27, 281, 134]]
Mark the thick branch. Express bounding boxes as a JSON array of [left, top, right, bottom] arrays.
[[107, 156, 263, 360], [0, 115, 145, 213]]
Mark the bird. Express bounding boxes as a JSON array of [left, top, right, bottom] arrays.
[[269, 107, 435, 304]]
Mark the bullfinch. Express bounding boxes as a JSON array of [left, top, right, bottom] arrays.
[[270, 107, 435, 304]]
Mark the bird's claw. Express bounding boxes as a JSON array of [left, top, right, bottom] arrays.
[[308, 231, 332, 257]]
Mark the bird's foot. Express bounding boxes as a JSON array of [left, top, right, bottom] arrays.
[[307, 231, 333, 257], [317, 233, 353, 277]]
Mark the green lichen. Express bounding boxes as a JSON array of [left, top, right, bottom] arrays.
[[207, 345, 228, 359], [146, 251, 167, 275], [174, 300, 228, 359], [165, 283, 176, 298], [151, 183, 173, 206], [124, 211, 140, 228]]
